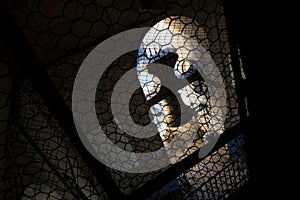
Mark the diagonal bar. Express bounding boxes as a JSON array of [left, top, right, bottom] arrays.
[[0, 2, 123, 199]]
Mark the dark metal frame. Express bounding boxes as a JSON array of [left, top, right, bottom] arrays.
[[0, 0, 257, 199]]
